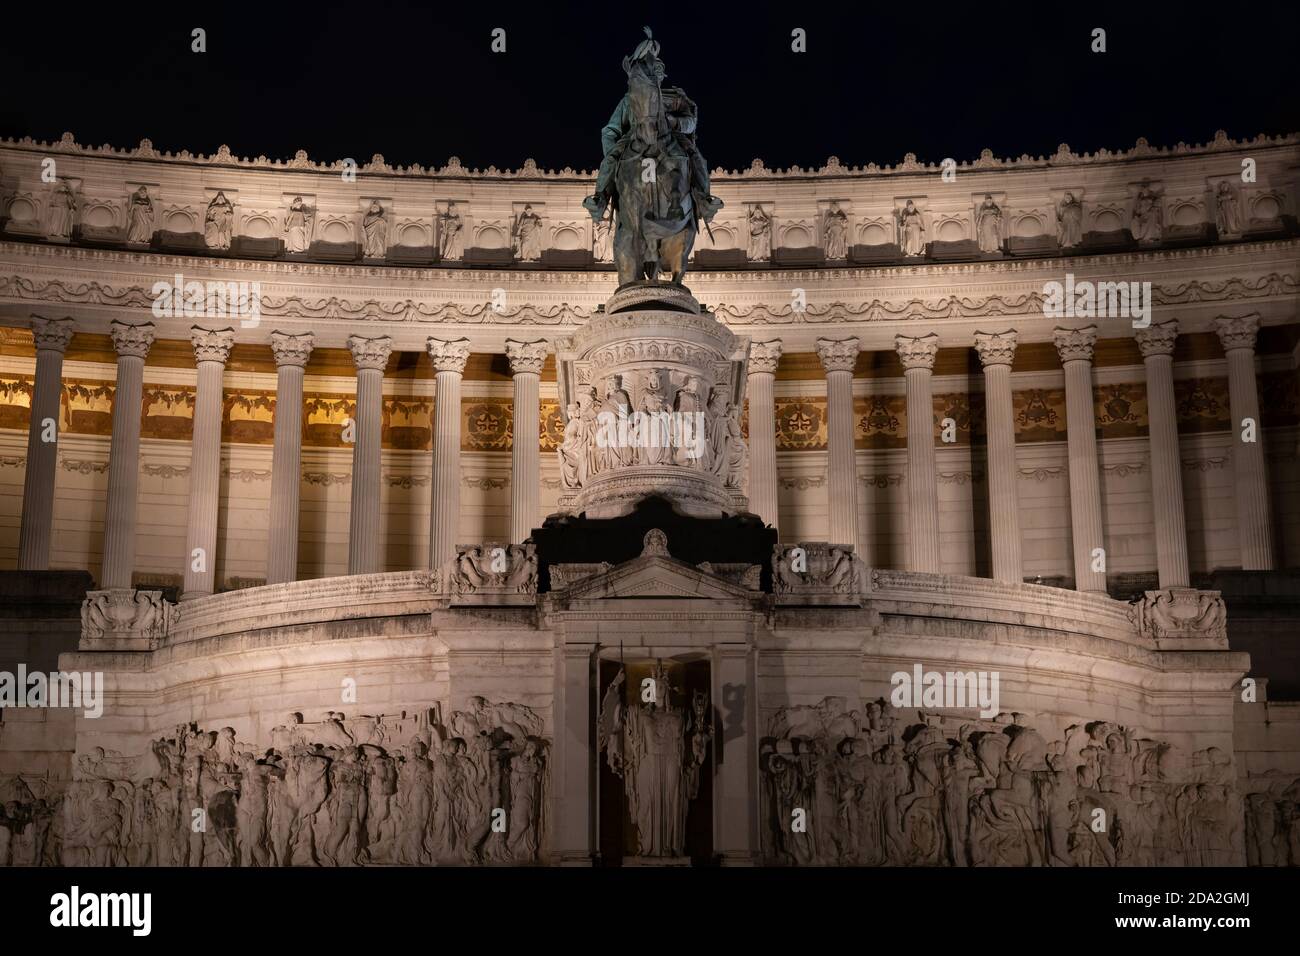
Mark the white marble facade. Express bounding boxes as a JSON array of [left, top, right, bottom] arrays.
[[0, 131, 1299, 866]]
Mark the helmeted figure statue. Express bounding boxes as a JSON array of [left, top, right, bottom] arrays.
[[583, 27, 722, 287]]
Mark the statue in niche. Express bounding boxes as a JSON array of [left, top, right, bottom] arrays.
[[581, 27, 722, 285], [592, 215, 612, 262], [204, 191, 234, 250], [438, 202, 464, 260], [1056, 192, 1083, 248], [1131, 182, 1163, 243], [361, 201, 388, 258], [975, 194, 1003, 253], [747, 204, 772, 260], [673, 375, 705, 468], [512, 204, 543, 261], [1215, 181, 1241, 235], [47, 181, 76, 240], [125, 186, 155, 244], [559, 401, 587, 488], [822, 202, 848, 259], [639, 370, 672, 466], [897, 199, 925, 256], [283, 196, 315, 253], [599, 662, 707, 858]]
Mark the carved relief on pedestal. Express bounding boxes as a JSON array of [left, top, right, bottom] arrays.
[[80, 589, 176, 651], [433, 543, 538, 604], [760, 703, 1244, 867], [771, 542, 865, 604], [1129, 588, 1228, 648]]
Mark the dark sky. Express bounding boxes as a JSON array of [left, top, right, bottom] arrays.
[[2, 0, 1296, 173]]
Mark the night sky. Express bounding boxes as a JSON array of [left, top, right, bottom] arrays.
[[2, 1, 1297, 173]]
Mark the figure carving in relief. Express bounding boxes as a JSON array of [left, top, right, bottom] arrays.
[[438, 202, 464, 260], [975, 194, 1003, 253], [395, 740, 435, 865], [1214, 181, 1241, 235], [512, 204, 543, 261], [559, 401, 586, 488], [592, 215, 612, 262], [673, 375, 705, 468], [1056, 192, 1083, 248], [639, 370, 672, 466], [362, 201, 388, 258], [822, 202, 848, 259], [1131, 182, 1162, 243], [897, 199, 925, 256], [204, 191, 234, 250], [126, 186, 155, 243], [283, 196, 315, 253], [47, 181, 76, 240], [747, 204, 772, 260]]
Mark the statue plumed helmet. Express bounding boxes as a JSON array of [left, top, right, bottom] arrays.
[[623, 26, 664, 77]]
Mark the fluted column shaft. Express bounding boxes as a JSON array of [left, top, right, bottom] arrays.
[[816, 338, 860, 549], [975, 331, 1022, 584], [347, 336, 393, 575], [19, 317, 75, 570], [101, 322, 155, 589], [428, 338, 472, 567], [266, 332, 314, 585], [506, 340, 548, 544], [897, 333, 941, 572], [1216, 315, 1274, 570], [182, 328, 235, 599], [746, 340, 783, 530], [1055, 326, 1106, 594], [1137, 320, 1189, 587]]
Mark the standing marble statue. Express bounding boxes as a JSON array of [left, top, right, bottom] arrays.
[[1131, 182, 1163, 243], [1215, 181, 1241, 235], [362, 201, 388, 258], [559, 401, 587, 488], [126, 186, 155, 244], [599, 663, 706, 858], [438, 203, 464, 260], [47, 181, 76, 240], [284, 196, 314, 253], [1057, 192, 1083, 248], [823, 202, 848, 259], [747, 204, 772, 260], [205, 191, 234, 250], [512, 205, 543, 261], [592, 216, 612, 262], [898, 199, 925, 256], [976, 194, 1003, 253], [582, 27, 723, 286]]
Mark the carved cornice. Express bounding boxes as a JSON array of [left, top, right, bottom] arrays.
[[29, 315, 75, 353], [815, 337, 860, 373], [1053, 326, 1098, 363], [427, 337, 473, 373], [748, 340, 784, 374], [347, 334, 393, 371], [109, 320, 155, 359], [894, 332, 940, 371], [973, 330, 1018, 368], [504, 339, 548, 376], [1135, 319, 1179, 358], [270, 330, 315, 368], [190, 326, 235, 365], [1214, 313, 1261, 353]]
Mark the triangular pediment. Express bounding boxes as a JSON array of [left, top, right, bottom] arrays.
[[560, 555, 755, 602]]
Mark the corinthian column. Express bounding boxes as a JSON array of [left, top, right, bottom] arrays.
[[816, 337, 860, 549], [18, 316, 75, 570], [1136, 320, 1189, 587], [896, 333, 941, 572], [974, 330, 1022, 584], [347, 335, 393, 575], [746, 340, 783, 530], [1215, 314, 1274, 570], [427, 338, 472, 568], [1054, 326, 1106, 594], [266, 331, 314, 585], [506, 339, 548, 544], [101, 321, 155, 590], [182, 327, 235, 599]]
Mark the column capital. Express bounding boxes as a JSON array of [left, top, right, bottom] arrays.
[[1135, 319, 1179, 358], [270, 331, 315, 368], [109, 321, 156, 360], [505, 339, 549, 376], [895, 332, 940, 370], [1053, 325, 1098, 363], [29, 315, 75, 353], [815, 337, 859, 373], [974, 330, 1018, 368], [348, 334, 394, 371], [748, 339, 784, 374], [190, 326, 236, 365], [427, 337, 472, 373], [1214, 313, 1260, 353]]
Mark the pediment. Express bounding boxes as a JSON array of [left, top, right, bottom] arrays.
[[558, 555, 756, 602]]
